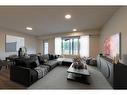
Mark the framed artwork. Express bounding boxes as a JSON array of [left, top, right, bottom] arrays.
[[5, 35, 25, 52]]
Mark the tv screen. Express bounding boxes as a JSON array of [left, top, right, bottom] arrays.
[[104, 33, 121, 59]]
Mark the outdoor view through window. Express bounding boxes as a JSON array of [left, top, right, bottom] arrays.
[[62, 37, 79, 55]]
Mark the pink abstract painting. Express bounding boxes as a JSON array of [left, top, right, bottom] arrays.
[[104, 33, 120, 58]]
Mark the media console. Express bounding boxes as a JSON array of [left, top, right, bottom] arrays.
[[97, 55, 127, 89]]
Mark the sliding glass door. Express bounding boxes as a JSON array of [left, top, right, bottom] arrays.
[[55, 35, 89, 57], [62, 37, 79, 55]]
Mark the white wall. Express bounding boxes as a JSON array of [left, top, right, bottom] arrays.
[[90, 35, 99, 57], [0, 28, 37, 59], [36, 39, 43, 54], [100, 7, 127, 59], [36, 37, 55, 55]]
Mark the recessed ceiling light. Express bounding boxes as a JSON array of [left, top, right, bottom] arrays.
[[26, 27, 32, 30], [73, 29, 77, 31], [65, 14, 71, 19]]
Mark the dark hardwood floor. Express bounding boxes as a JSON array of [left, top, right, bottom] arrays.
[[0, 67, 26, 89]]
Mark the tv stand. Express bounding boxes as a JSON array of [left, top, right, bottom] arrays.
[[97, 55, 127, 89]]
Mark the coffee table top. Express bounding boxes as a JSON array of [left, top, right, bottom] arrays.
[[67, 63, 90, 76]]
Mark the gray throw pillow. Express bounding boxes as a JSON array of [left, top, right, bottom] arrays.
[[35, 58, 40, 66]]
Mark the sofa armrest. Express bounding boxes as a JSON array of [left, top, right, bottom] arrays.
[[10, 65, 37, 86]]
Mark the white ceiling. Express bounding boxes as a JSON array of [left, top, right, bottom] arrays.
[[0, 6, 119, 36]]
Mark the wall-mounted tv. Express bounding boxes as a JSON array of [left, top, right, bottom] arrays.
[[104, 33, 121, 59]]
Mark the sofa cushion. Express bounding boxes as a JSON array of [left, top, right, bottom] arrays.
[[34, 65, 50, 79], [48, 54, 53, 60], [30, 62, 37, 69], [29, 54, 37, 60], [34, 66, 44, 79], [38, 56, 45, 64], [15, 58, 28, 67], [48, 54, 51, 60], [89, 58, 97, 66], [41, 54, 49, 60], [15, 58, 37, 69], [86, 57, 92, 65], [35, 57, 40, 66], [44, 60, 58, 69], [30, 55, 40, 66], [54, 55, 57, 59], [30, 69, 38, 83], [53, 55, 56, 59]]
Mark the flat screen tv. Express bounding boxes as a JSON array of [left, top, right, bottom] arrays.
[[104, 33, 121, 59]]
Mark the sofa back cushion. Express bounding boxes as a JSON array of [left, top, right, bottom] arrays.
[[15, 58, 37, 69], [49, 54, 53, 60], [49, 54, 57, 60], [29, 54, 37, 60], [43, 54, 49, 60], [38, 55, 45, 64], [29, 54, 40, 66], [35, 58, 40, 66], [30, 62, 38, 69]]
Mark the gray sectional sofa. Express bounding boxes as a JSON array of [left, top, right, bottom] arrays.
[[10, 54, 59, 86]]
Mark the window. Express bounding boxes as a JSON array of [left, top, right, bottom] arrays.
[[55, 36, 89, 57], [73, 38, 79, 55], [43, 41, 48, 54], [62, 39, 70, 54], [62, 37, 79, 55]]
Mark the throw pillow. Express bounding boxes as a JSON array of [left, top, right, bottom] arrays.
[[53, 55, 56, 59], [49, 54, 53, 60], [89, 58, 97, 66], [38, 56, 45, 64], [48, 54, 51, 60], [56, 55, 59, 59], [35, 58, 40, 66], [54, 55, 57, 59], [44, 59, 48, 63], [86, 57, 92, 65], [46, 54, 49, 60], [30, 62, 37, 69]]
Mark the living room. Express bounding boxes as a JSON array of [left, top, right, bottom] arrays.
[[1, 5, 127, 91]]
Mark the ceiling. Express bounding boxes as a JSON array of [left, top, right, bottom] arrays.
[[0, 6, 119, 36]]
